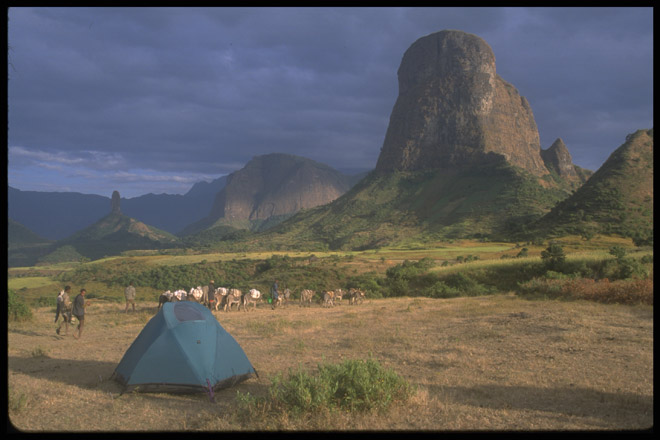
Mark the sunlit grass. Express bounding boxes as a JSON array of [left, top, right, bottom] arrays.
[[8, 276, 58, 291]]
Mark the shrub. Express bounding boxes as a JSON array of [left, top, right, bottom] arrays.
[[517, 277, 565, 299], [423, 281, 461, 298], [8, 289, 32, 322], [518, 277, 653, 305], [559, 278, 653, 305], [609, 246, 627, 260], [36, 295, 57, 307], [237, 357, 414, 418], [443, 272, 492, 296]]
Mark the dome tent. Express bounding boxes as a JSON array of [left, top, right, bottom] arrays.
[[112, 301, 257, 393]]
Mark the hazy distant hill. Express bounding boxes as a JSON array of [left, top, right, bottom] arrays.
[[8, 176, 226, 239], [8, 217, 52, 249], [8, 187, 109, 240], [49, 208, 179, 261], [531, 129, 653, 243], [8, 217, 55, 267], [120, 175, 228, 234]]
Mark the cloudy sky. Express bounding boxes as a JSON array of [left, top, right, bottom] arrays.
[[8, 7, 653, 198]]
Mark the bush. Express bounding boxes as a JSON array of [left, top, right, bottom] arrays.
[[443, 272, 492, 296], [517, 277, 653, 305], [36, 295, 57, 307], [237, 357, 415, 417], [559, 278, 653, 305], [8, 290, 33, 322], [423, 281, 461, 298]]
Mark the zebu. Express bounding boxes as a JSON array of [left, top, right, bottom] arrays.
[[213, 287, 228, 311], [224, 288, 242, 312], [322, 290, 335, 308], [348, 288, 365, 305], [300, 289, 315, 307], [241, 289, 262, 311]]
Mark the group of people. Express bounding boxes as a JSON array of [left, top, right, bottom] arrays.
[[54, 285, 88, 339]]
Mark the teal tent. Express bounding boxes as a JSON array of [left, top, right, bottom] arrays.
[[112, 301, 257, 393]]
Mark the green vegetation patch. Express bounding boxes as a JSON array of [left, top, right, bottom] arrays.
[[237, 357, 415, 419]]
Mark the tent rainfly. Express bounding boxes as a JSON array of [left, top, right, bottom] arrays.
[[112, 301, 257, 393]]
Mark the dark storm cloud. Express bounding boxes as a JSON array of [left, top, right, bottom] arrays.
[[8, 7, 653, 197]]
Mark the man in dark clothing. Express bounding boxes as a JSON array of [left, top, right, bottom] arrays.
[[72, 288, 88, 339], [207, 280, 216, 309], [271, 280, 279, 310]]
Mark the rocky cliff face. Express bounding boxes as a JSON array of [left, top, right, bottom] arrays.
[[202, 153, 352, 228], [541, 138, 578, 179], [375, 30, 548, 176]]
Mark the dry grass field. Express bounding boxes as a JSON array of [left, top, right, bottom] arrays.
[[8, 294, 653, 432]]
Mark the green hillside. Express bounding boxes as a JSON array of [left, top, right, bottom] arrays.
[[531, 129, 653, 244], [48, 212, 180, 261], [8, 217, 51, 249], [226, 159, 572, 251], [8, 218, 55, 267]]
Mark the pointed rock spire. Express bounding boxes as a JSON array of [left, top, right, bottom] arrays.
[[111, 190, 121, 214], [541, 138, 578, 179]]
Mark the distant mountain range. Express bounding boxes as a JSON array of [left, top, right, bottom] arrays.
[[8, 176, 228, 240], [8, 154, 366, 265]]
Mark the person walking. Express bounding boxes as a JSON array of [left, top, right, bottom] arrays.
[[124, 282, 136, 313], [72, 288, 88, 339], [206, 280, 216, 309], [55, 285, 72, 335], [271, 279, 279, 310]]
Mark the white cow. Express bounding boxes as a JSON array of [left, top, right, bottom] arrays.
[[241, 289, 262, 311]]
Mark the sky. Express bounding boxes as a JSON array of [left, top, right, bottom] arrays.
[[7, 7, 653, 198]]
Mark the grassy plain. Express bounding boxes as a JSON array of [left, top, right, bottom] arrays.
[[8, 294, 653, 431]]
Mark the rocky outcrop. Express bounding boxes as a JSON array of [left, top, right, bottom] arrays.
[[541, 138, 578, 179], [188, 154, 353, 232], [375, 30, 548, 176], [111, 190, 121, 214], [541, 138, 593, 186]]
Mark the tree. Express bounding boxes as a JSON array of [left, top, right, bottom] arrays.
[[541, 244, 566, 271]]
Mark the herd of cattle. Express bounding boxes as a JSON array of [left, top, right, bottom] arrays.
[[158, 286, 366, 311]]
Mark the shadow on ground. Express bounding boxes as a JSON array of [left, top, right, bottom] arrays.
[[431, 383, 652, 426]]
